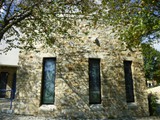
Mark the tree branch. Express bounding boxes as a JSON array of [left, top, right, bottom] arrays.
[[0, 0, 5, 8], [0, 10, 32, 41], [0, 1, 42, 41], [4, 0, 14, 22]]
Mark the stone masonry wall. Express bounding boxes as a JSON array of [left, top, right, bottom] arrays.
[[14, 23, 149, 119]]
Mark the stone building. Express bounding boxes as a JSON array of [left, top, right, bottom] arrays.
[[0, 46, 19, 112], [1, 23, 149, 119]]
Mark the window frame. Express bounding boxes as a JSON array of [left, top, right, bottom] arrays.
[[89, 58, 101, 104], [41, 57, 56, 105], [123, 60, 135, 103]]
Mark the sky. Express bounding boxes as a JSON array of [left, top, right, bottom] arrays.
[[0, 0, 22, 20], [153, 43, 160, 51]]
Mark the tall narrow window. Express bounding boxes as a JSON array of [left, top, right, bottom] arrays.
[[89, 58, 101, 104], [124, 61, 134, 103], [41, 58, 56, 104]]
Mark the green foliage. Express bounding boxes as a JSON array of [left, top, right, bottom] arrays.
[[148, 93, 159, 116], [142, 44, 160, 82], [0, 0, 101, 51], [1, 0, 160, 51], [105, 0, 160, 47]]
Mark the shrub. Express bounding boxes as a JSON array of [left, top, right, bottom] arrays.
[[148, 93, 159, 116]]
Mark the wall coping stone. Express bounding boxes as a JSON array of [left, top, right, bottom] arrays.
[[39, 105, 57, 111], [127, 102, 138, 109]]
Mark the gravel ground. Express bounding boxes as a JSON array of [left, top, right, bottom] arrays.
[[0, 113, 160, 120]]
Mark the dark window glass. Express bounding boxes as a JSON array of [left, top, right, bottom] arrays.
[[124, 61, 134, 102], [11, 72, 16, 99], [0, 72, 8, 98], [41, 58, 56, 104], [89, 58, 101, 104]]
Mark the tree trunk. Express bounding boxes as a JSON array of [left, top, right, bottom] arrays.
[[0, 33, 4, 42]]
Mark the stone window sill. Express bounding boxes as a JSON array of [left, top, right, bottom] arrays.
[[39, 105, 57, 111], [89, 104, 103, 110], [127, 102, 138, 109]]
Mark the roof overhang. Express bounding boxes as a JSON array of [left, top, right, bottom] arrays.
[[0, 64, 19, 67]]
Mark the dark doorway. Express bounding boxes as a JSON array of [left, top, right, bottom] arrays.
[[0, 72, 9, 98]]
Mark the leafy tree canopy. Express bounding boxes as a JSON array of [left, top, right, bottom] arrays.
[[142, 43, 160, 83], [0, 0, 160, 51], [104, 0, 160, 47], [0, 0, 100, 51]]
